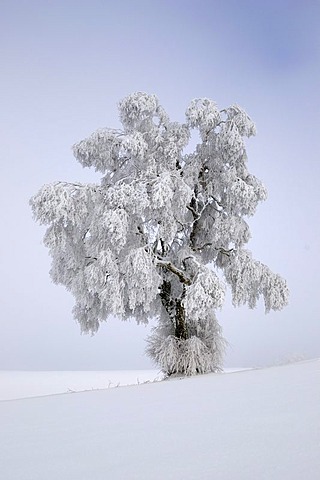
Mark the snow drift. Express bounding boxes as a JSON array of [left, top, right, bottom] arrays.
[[1, 360, 319, 479]]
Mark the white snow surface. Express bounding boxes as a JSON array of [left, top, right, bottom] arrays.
[[0, 370, 163, 401], [1, 360, 319, 479]]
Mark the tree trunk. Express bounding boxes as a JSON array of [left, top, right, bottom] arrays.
[[160, 280, 175, 324], [160, 280, 188, 340], [175, 298, 187, 340]]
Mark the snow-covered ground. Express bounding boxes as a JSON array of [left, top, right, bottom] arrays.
[[0, 370, 163, 401], [0, 368, 247, 401], [1, 360, 319, 479]]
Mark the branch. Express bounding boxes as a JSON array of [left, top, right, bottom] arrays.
[[188, 196, 218, 221], [85, 256, 97, 266], [215, 247, 234, 257], [194, 242, 212, 251], [156, 259, 191, 286], [55, 181, 84, 188], [186, 204, 199, 219], [212, 196, 224, 210]]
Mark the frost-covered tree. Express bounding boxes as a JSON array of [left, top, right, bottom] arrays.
[[30, 92, 288, 376]]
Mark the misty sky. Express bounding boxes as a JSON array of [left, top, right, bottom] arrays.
[[1, 0, 319, 370]]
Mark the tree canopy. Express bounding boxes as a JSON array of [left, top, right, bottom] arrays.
[[30, 92, 289, 375]]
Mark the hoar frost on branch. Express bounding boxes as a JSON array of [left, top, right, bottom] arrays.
[[30, 92, 289, 376]]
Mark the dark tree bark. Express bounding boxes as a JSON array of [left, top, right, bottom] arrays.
[[160, 280, 187, 340]]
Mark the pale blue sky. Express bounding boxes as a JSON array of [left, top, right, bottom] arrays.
[[1, 0, 319, 369]]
